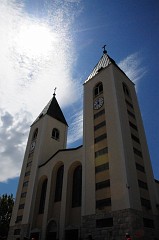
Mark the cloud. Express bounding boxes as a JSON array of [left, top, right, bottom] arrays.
[[0, 110, 32, 182], [65, 0, 80, 2], [0, 0, 81, 182], [0, 0, 81, 115], [118, 52, 147, 83], [67, 108, 83, 145], [74, 24, 107, 33]]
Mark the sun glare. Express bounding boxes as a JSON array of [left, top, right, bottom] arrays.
[[15, 22, 58, 59]]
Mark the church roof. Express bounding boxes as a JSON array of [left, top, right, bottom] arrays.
[[32, 95, 68, 126], [39, 145, 83, 168], [85, 50, 126, 82]]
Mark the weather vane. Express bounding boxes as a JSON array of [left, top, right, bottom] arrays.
[[102, 44, 107, 54], [53, 87, 57, 97]]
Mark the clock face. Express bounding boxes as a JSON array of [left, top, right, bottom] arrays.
[[30, 141, 36, 152], [94, 97, 104, 110]]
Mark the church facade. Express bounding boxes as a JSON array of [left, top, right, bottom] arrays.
[[8, 50, 159, 240]]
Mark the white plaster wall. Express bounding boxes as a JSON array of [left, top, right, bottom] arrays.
[[30, 146, 83, 240]]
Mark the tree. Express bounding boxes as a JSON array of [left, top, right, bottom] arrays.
[[0, 194, 14, 239]]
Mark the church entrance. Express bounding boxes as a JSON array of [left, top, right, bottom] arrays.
[[65, 229, 78, 240], [30, 232, 40, 240], [46, 232, 56, 240], [46, 220, 57, 240]]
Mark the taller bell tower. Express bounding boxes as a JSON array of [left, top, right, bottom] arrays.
[[9, 93, 68, 238], [82, 48, 158, 238]]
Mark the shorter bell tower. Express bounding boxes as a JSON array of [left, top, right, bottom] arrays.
[[9, 92, 68, 238]]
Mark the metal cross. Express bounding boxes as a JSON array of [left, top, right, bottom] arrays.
[[53, 87, 57, 97], [102, 44, 107, 53]]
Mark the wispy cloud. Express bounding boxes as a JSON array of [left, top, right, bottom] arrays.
[[0, 0, 81, 182], [65, 0, 80, 2], [118, 52, 147, 83], [67, 108, 83, 145], [74, 24, 108, 33]]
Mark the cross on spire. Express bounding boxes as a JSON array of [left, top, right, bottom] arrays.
[[102, 44, 107, 54], [53, 87, 57, 97]]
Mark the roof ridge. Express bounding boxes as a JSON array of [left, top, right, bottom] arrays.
[[39, 145, 83, 168], [85, 52, 128, 83], [85, 53, 112, 82]]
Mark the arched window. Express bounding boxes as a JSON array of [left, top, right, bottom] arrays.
[[94, 82, 103, 97], [46, 220, 57, 240], [52, 128, 60, 141], [30, 128, 38, 153], [54, 165, 64, 202], [32, 128, 38, 140], [39, 178, 47, 214], [123, 83, 131, 98], [72, 165, 82, 208]]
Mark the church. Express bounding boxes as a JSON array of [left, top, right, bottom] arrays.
[[8, 49, 159, 240]]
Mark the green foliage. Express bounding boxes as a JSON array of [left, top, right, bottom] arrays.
[[0, 194, 14, 239]]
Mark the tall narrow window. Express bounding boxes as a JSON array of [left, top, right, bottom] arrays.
[[30, 128, 38, 153], [39, 179, 47, 214], [32, 128, 38, 140], [72, 165, 82, 208], [94, 82, 103, 97], [123, 83, 131, 98], [52, 128, 60, 141], [54, 165, 64, 202]]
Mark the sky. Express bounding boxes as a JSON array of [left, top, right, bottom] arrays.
[[0, 0, 159, 197]]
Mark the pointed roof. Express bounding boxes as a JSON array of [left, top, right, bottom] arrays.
[[85, 50, 126, 83], [32, 95, 68, 126]]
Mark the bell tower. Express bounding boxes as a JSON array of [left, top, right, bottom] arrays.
[[82, 48, 157, 238], [30, 91, 68, 166], [9, 93, 68, 238], [83, 48, 112, 216]]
